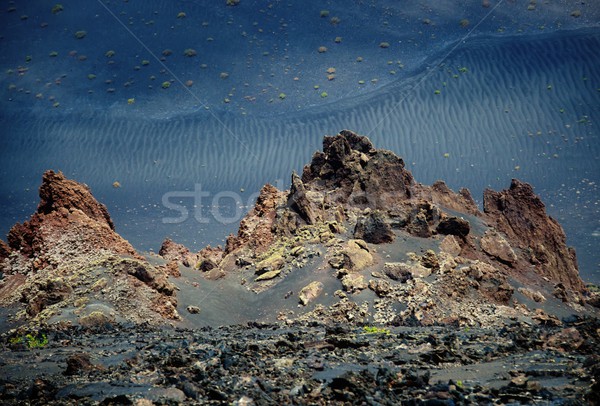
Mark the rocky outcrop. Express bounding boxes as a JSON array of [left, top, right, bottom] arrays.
[[225, 184, 286, 254], [159, 238, 198, 268], [0, 170, 178, 326], [301, 130, 414, 210], [483, 179, 583, 292], [216, 130, 589, 327], [7, 170, 138, 265]]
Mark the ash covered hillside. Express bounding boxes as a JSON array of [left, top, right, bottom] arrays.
[[2, 130, 595, 330]]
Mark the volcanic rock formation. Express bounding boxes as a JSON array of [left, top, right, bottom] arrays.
[[0, 131, 595, 331], [203, 130, 590, 326], [0, 170, 178, 326]]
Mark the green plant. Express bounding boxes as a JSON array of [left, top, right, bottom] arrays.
[[74, 30, 87, 39], [9, 332, 48, 349], [52, 4, 63, 14], [362, 326, 391, 335], [161, 81, 171, 89]]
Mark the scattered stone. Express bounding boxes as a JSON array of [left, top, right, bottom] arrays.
[[341, 273, 367, 293], [481, 230, 517, 265], [299, 281, 323, 305], [186, 305, 201, 314], [368, 279, 391, 297], [518, 287, 546, 303], [420, 250, 440, 270], [256, 268, 282, 281]]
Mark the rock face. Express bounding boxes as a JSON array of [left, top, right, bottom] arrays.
[[0, 170, 178, 326], [483, 179, 583, 292]]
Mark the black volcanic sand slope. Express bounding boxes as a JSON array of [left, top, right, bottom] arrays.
[[0, 319, 598, 405], [1, 29, 599, 283]]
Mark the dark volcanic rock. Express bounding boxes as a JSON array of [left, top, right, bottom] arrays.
[[436, 215, 470, 238], [289, 172, 320, 225], [64, 353, 94, 376], [301, 129, 414, 209], [353, 210, 395, 243], [483, 179, 583, 292]]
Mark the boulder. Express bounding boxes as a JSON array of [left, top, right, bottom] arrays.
[[341, 273, 367, 293], [368, 279, 391, 297], [339, 240, 374, 272], [440, 235, 462, 256], [299, 281, 324, 305], [353, 210, 395, 244], [383, 263, 413, 282], [436, 216, 470, 238], [480, 230, 517, 265]]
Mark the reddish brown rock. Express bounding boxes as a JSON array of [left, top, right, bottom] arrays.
[[37, 170, 114, 228], [225, 184, 286, 254], [1, 170, 178, 325], [0, 239, 11, 262], [483, 179, 583, 292], [159, 238, 197, 268], [7, 170, 138, 263]]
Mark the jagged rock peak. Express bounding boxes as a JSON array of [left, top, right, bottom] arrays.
[[37, 170, 114, 230], [301, 130, 414, 209], [6, 170, 136, 260], [483, 178, 583, 292]]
